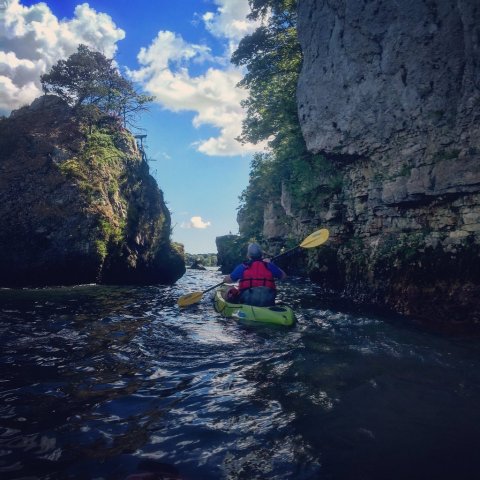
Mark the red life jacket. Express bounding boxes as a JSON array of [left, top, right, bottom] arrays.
[[238, 260, 276, 291]]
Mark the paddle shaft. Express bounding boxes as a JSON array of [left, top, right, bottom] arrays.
[[268, 246, 298, 262], [202, 281, 225, 294]]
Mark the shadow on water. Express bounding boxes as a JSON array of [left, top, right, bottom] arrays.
[[1, 270, 480, 479]]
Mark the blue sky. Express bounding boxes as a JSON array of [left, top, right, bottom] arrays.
[[0, 0, 264, 253]]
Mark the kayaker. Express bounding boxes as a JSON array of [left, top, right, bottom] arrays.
[[223, 243, 287, 307]]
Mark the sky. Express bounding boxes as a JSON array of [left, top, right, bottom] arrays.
[[0, 0, 266, 253]]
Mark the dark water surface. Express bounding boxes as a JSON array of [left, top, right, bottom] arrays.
[[1, 269, 480, 480]]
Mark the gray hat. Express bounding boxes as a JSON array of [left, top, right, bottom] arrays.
[[247, 243, 262, 259]]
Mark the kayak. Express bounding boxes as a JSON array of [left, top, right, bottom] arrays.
[[213, 287, 295, 326]]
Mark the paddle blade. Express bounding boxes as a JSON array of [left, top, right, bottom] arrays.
[[177, 291, 204, 308], [300, 228, 329, 249]]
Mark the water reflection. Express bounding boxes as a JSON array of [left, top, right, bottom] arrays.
[[1, 270, 480, 479]]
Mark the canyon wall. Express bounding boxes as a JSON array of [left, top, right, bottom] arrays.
[[266, 0, 480, 326]]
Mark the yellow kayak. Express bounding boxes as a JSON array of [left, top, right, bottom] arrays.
[[213, 287, 295, 326]]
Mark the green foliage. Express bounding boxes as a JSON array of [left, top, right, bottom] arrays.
[[233, 0, 343, 239], [56, 125, 133, 210], [58, 158, 87, 180], [41, 44, 153, 128], [95, 216, 127, 262], [237, 152, 281, 239], [99, 217, 125, 245], [371, 232, 427, 275], [288, 154, 343, 206], [55, 124, 133, 264], [232, 1, 301, 147], [184, 253, 217, 267], [95, 238, 108, 262], [216, 235, 250, 274], [83, 127, 125, 166]]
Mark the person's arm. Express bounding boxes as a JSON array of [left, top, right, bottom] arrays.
[[223, 264, 245, 283], [264, 259, 287, 280]]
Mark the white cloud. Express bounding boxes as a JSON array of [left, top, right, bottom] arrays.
[[129, 0, 264, 157], [0, 0, 266, 157], [203, 0, 255, 55], [181, 216, 212, 229], [0, 0, 125, 113]]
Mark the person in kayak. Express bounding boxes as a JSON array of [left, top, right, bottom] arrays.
[[223, 243, 287, 307]]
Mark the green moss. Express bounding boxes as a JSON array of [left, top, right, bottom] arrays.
[[107, 179, 119, 197], [172, 242, 185, 256], [57, 124, 135, 200], [371, 232, 426, 274], [95, 238, 108, 261], [289, 154, 343, 207], [99, 217, 126, 245], [340, 237, 369, 275], [58, 158, 88, 180], [83, 127, 126, 166]]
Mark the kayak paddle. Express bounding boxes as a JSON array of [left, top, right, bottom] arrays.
[[177, 281, 225, 308], [177, 228, 329, 308], [274, 228, 330, 258]]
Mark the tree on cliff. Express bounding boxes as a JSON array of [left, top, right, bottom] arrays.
[[40, 44, 153, 128], [232, 0, 341, 239], [232, 0, 301, 149]]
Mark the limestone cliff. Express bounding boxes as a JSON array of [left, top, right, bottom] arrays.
[[0, 95, 185, 287], [260, 0, 480, 326]]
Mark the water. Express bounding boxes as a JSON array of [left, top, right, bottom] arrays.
[[1, 268, 480, 480]]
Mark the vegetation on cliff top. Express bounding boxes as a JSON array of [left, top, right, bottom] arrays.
[[41, 44, 153, 130], [232, 0, 340, 242]]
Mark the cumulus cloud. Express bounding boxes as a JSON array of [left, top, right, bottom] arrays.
[[129, 0, 264, 157], [202, 0, 254, 55], [181, 216, 212, 229], [0, 0, 124, 113]]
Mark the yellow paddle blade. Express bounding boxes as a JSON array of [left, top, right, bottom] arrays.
[[177, 291, 204, 308], [299, 228, 329, 249]]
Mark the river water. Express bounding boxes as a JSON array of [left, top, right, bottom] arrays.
[[1, 268, 480, 480]]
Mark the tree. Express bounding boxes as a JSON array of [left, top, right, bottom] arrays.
[[232, 0, 339, 239], [40, 45, 153, 128], [237, 152, 280, 239], [231, 0, 301, 148]]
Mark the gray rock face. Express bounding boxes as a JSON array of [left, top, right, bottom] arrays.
[[263, 201, 290, 240], [284, 0, 480, 325], [297, 0, 480, 158]]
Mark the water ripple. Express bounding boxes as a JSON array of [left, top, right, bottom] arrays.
[[1, 270, 480, 479]]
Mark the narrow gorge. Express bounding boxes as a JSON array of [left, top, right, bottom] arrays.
[[219, 0, 480, 328]]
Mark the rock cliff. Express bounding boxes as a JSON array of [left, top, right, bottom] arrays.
[[0, 95, 185, 287], [260, 0, 480, 326]]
